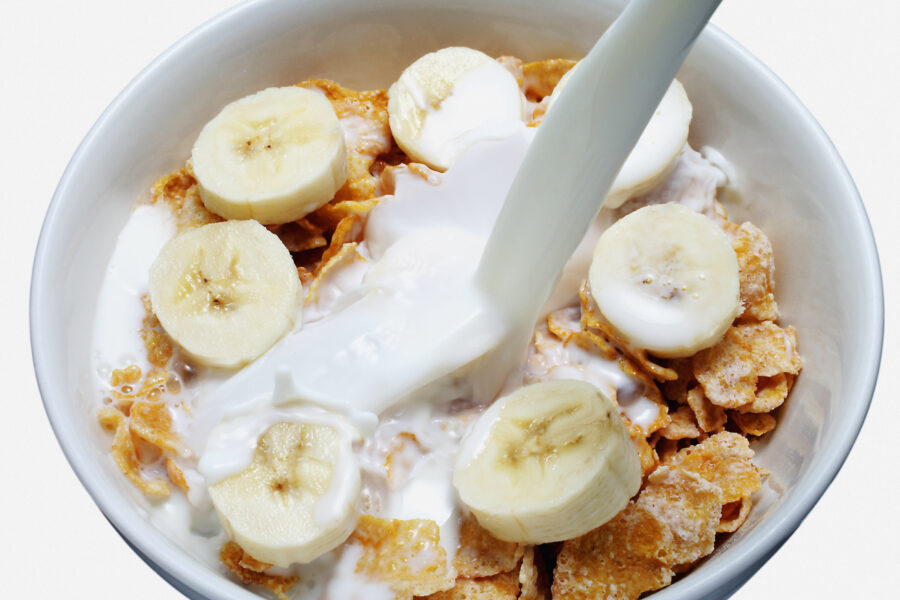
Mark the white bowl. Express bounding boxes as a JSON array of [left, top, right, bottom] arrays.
[[31, 0, 883, 598]]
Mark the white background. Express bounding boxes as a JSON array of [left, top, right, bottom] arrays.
[[2, 0, 897, 597]]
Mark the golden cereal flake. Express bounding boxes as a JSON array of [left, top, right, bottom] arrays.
[[350, 516, 455, 598], [522, 58, 577, 101], [732, 222, 779, 322], [165, 458, 190, 494], [422, 569, 520, 600], [636, 466, 723, 566], [150, 168, 221, 230], [298, 79, 394, 202], [519, 547, 551, 600], [319, 213, 364, 268], [306, 243, 365, 307], [455, 513, 525, 579], [717, 495, 753, 533], [269, 218, 328, 253], [97, 406, 125, 433], [658, 405, 702, 441], [686, 386, 727, 433], [665, 432, 762, 505], [111, 419, 170, 497], [551, 503, 674, 600], [220, 541, 298, 600], [692, 322, 801, 409], [630, 427, 659, 479], [129, 400, 181, 455], [729, 410, 777, 436], [659, 358, 693, 405], [579, 283, 678, 382]]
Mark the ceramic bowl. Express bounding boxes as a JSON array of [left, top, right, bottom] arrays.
[[31, 0, 883, 598]]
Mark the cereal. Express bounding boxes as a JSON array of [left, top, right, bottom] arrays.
[[636, 466, 723, 565], [111, 418, 170, 497], [665, 432, 762, 505], [630, 427, 659, 478], [718, 495, 753, 533], [731, 222, 778, 322], [140, 297, 175, 369], [350, 515, 455, 598], [522, 58, 577, 101], [424, 569, 520, 600], [659, 358, 693, 405], [129, 400, 181, 454], [165, 458, 190, 494], [519, 547, 550, 600], [150, 168, 221, 230], [319, 213, 364, 268], [551, 503, 674, 600], [298, 79, 393, 203], [269, 218, 328, 253], [686, 386, 727, 433], [579, 283, 679, 382], [692, 322, 801, 409], [455, 513, 524, 579], [220, 541, 298, 600], [658, 405, 702, 441], [729, 410, 777, 436]]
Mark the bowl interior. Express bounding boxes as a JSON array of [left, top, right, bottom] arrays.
[[32, 0, 881, 598]]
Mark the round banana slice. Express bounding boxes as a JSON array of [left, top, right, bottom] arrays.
[[548, 68, 692, 208], [192, 86, 349, 224], [149, 220, 300, 369], [209, 421, 360, 567], [453, 380, 641, 544], [388, 47, 524, 171], [588, 203, 740, 358]]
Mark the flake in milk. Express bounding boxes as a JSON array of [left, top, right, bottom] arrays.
[[636, 466, 723, 566], [664, 432, 763, 506], [349, 515, 455, 598], [220, 541, 297, 600]]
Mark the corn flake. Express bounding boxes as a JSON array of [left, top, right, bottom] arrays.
[[350, 516, 455, 598], [718, 495, 753, 533], [732, 222, 779, 322], [665, 432, 762, 505], [730, 410, 777, 436], [551, 503, 673, 600], [636, 466, 723, 566], [522, 58, 577, 100], [454, 513, 524, 579], [129, 400, 181, 455], [686, 386, 727, 433], [111, 419, 170, 497], [220, 541, 297, 600], [519, 547, 550, 600], [692, 322, 801, 409], [423, 569, 520, 600], [658, 405, 702, 441], [150, 168, 221, 231]]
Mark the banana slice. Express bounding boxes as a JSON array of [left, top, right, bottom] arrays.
[[588, 203, 740, 358], [192, 86, 349, 224], [208, 421, 360, 567], [548, 68, 692, 208], [388, 47, 524, 171], [149, 220, 300, 369], [453, 379, 641, 544]]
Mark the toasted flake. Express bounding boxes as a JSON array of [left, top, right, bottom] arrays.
[[730, 411, 777, 436], [658, 406, 702, 441], [659, 358, 693, 404], [692, 322, 801, 409], [425, 569, 520, 600], [306, 242, 364, 306], [299, 79, 393, 202], [637, 466, 723, 565], [519, 546, 550, 600], [320, 214, 364, 267], [166, 458, 190, 494], [551, 503, 673, 600], [718, 495, 753, 533], [111, 420, 170, 497], [97, 406, 125, 433], [270, 218, 327, 253], [630, 427, 659, 478], [220, 541, 297, 600], [666, 432, 762, 505], [350, 516, 455, 598], [129, 400, 181, 454], [732, 222, 778, 321], [455, 513, 524, 579], [522, 58, 577, 100], [150, 168, 221, 231], [141, 297, 175, 369], [686, 386, 727, 433], [579, 283, 678, 382]]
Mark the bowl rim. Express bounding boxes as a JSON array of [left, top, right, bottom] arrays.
[[30, 1, 884, 598]]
